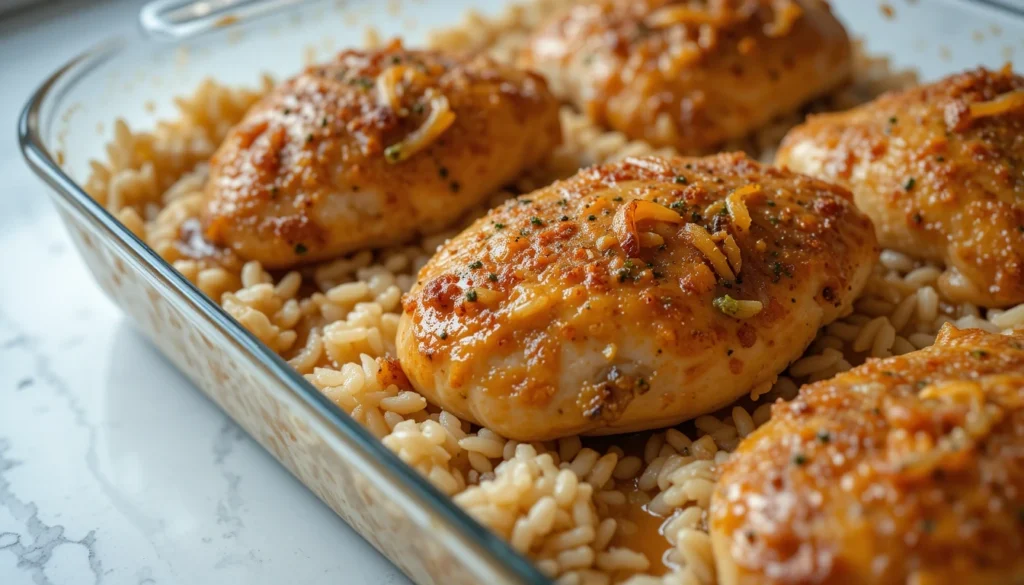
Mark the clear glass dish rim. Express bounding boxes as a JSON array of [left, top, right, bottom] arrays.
[[17, 33, 550, 585]]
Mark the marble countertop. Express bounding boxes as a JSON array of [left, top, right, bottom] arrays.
[[0, 2, 409, 583]]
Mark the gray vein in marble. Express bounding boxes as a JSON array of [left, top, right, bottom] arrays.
[[0, 439, 103, 584], [0, 310, 161, 579], [212, 420, 247, 541], [214, 550, 261, 570]]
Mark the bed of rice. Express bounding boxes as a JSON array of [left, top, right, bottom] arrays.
[[83, 2, 1024, 584]]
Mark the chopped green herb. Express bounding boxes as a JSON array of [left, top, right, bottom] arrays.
[[904, 177, 916, 191], [438, 331, 448, 340], [412, 102, 425, 115], [613, 196, 624, 202], [384, 145, 402, 162], [690, 212, 702, 222], [816, 429, 831, 443], [771, 262, 792, 282], [465, 290, 478, 302], [792, 453, 808, 466], [494, 222, 505, 230], [888, 116, 898, 125], [519, 199, 533, 204], [530, 217, 543, 226], [560, 215, 569, 222], [971, 349, 989, 358], [767, 200, 776, 207], [587, 214, 597, 221], [488, 273, 498, 282], [294, 243, 308, 255], [673, 175, 688, 185], [468, 260, 483, 270]]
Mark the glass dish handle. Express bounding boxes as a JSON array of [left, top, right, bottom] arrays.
[[139, 0, 303, 39]]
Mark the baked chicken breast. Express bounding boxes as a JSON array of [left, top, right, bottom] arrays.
[[711, 325, 1024, 585], [777, 66, 1024, 307], [519, 0, 851, 153], [203, 40, 562, 269], [397, 153, 877, 441]]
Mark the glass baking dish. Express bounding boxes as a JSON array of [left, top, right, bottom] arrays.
[[17, 1, 1024, 583]]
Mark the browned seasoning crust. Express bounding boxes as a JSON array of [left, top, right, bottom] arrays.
[[203, 40, 562, 269], [777, 66, 1024, 307], [711, 326, 1024, 585], [396, 153, 877, 441], [519, 0, 852, 153]]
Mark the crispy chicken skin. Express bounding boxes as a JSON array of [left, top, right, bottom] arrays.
[[711, 326, 1024, 585], [519, 0, 851, 153], [203, 41, 562, 269], [777, 67, 1024, 307], [396, 153, 877, 441]]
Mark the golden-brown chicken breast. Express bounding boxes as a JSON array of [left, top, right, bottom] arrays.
[[203, 40, 562, 269], [711, 325, 1024, 585], [519, 0, 851, 153], [396, 153, 877, 441], [776, 66, 1024, 307]]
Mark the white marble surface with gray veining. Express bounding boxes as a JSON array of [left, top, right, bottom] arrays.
[[0, 2, 410, 583]]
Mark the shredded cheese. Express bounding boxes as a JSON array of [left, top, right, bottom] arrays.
[[764, 1, 802, 37], [646, 5, 725, 28], [919, 379, 985, 408], [614, 199, 684, 257], [384, 90, 456, 164], [376, 65, 429, 114], [968, 89, 1024, 120], [896, 378, 1006, 477], [376, 66, 405, 112], [685, 223, 735, 280], [726, 184, 759, 231], [722, 232, 742, 273]]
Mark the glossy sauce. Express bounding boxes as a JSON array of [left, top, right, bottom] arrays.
[[614, 499, 674, 576]]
